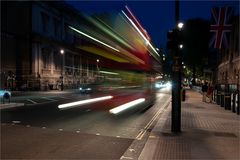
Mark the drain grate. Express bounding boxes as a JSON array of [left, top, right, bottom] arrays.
[[214, 132, 237, 138]]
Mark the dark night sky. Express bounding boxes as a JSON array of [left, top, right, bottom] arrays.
[[66, 0, 239, 49]]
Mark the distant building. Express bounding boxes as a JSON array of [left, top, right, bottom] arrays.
[[216, 15, 240, 89]]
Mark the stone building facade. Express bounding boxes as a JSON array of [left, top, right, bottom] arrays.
[[1, 1, 99, 90], [216, 16, 240, 90]]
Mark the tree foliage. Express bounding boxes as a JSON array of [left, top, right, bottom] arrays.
[[182, 18, 210, 84]]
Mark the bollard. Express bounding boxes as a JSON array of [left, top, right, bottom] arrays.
[[213, 90, 216, 102], [217, 90, 221, 105], [224, 84, 231, 110], [231, 93, 236, 113], [220, 91, 225, 107], [181, 89, 186, 101], [236, 92, 239, 115], [224, 93, 231, 110], [220, 84, 225, 107]]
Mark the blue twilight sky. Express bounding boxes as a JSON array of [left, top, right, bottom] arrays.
[[66, 0, 239, 49]]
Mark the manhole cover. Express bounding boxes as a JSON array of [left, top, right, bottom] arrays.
[[214, 132, 237, 138]]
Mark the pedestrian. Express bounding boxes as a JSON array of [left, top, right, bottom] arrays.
[[201, 82, 208, 102], [60, 74, 64, 91], [207, 83, 214, 103], [7, 75, 12, 90]]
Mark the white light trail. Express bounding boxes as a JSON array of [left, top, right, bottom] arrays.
[[99, 71, 119, 75], [58, 96, 113, 109], [109, 98, 145, 114], [68, 26, 120, 52], [121, 11, 159, 57], [122, 11, 148, 44]]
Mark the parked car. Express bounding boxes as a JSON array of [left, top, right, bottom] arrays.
[[0, 90, 11, 103], [79, 84, 93, 94]]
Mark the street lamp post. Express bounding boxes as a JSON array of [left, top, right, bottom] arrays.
[[96, 59, 99, 71], [96, 59, 100, 81], [170, 0, 183, 133], [60, 49, 64, 91]]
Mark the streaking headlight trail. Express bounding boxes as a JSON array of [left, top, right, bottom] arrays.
[[58, 96, 113, 109], [109, 98, 145, 114]]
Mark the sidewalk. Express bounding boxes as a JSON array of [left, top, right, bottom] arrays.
[[0, 103, 24, 110], [11, 89, 79, 97], [139, 89, 240, 159]]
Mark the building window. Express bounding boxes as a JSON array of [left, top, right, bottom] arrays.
[[53, 51, 61, 70], [66, 53, 73, 67], [54, 18, 61, 38], [42, 48, 51, 69], [41, 12, 49, 33]]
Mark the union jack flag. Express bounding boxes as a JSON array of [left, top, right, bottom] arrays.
[[209, 7, 233, 49]]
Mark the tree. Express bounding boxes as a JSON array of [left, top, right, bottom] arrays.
[[182, 18, 210, 85]]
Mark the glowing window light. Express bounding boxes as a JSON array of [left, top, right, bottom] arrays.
[[58, 96, 113, 109], [121, 11, 159, 57], [68, 26, 120, 53], [109, 98, 145, 114], [99, 71, 119, 75]]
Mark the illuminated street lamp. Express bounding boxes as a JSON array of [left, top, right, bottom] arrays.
[[60, 49, 64, 91], [177, 22, 184, 30], [60, 49, 64, 55], [96, 59, 100, 71], [179, 44, 183, 49]]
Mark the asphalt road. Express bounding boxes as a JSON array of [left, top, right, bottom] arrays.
[[1, 88, 171, 159]]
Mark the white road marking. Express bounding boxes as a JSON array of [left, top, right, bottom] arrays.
[[76, 131, 80, 133], [59, 129, 63, 131], [96, 133, 100, 136], [27, 99, 37, 104], [120, 156, 133, 159], [116, 136, 121, 138]]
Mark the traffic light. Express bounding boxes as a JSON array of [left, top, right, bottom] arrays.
[[166, 29, 183, 52]]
